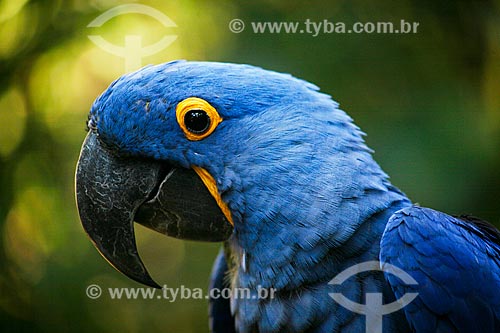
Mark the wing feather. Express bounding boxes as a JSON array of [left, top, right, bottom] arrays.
[[380, 206, 500, 333]]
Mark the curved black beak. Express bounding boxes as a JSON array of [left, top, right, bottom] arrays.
[[75, 132, 232, 288]]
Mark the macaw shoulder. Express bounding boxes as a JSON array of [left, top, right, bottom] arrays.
[[382, 206, 500, 264], [380, 205, 500, 332]]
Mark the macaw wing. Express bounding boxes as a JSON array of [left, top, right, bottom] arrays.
[[209, 249, 236, 333], [380, 206, 500, 332]]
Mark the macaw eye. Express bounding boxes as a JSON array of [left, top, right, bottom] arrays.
[[184, 110, 210, 134], [176, 97, 222, 141]]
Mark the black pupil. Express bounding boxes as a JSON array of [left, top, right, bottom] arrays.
[[184, 109, 210, 134]]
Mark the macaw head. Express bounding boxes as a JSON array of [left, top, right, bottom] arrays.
[[76, 61, 390, 288]]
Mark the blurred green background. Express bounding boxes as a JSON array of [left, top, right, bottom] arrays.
[[0, 0, 499, 332]]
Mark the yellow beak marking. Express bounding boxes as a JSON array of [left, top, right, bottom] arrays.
[[192, 166, 234, 226]]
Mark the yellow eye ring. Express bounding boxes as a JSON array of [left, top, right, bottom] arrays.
[[176, 97, 222, 141]]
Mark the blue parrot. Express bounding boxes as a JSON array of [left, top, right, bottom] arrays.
[[75, 60, 500, 333]]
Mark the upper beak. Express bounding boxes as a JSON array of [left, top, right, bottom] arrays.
[[75, 132, 233, 288]]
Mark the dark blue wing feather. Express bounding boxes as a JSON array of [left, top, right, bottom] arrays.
[[209, 249, 236, 333], [380, 206, 500, 333]]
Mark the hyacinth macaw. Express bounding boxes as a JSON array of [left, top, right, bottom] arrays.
[[75, 61, 500, 333]]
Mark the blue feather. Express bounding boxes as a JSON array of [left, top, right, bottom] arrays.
[[381, 206, 500, 332]]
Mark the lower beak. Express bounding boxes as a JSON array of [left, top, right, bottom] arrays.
[[75, 132, 233, 288]]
